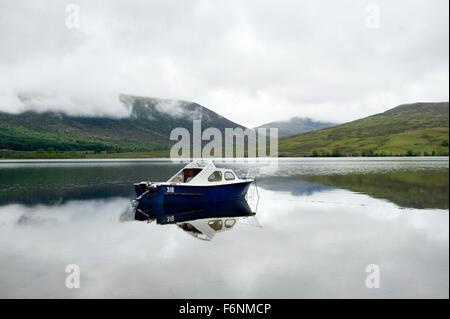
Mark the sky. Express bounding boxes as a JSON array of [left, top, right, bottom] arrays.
[[0, 0, 448, 127]]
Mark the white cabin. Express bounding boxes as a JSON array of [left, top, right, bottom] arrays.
[[161, 160, 251, 186]]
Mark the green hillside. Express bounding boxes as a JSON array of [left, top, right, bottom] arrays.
[[278, 102, 449, 157], [0, 94, 245, 159]]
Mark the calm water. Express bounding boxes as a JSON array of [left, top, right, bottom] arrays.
[[0, 157, 448, 298]]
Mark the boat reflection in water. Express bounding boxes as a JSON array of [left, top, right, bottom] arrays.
[[134, 199, 258, 241]]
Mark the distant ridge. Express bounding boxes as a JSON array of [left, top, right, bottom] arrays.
[[256, 117, 337, 137], [278, 102, 449, 157]]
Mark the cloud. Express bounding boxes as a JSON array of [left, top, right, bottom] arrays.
[[154, 99, 189, 118], [0, 0, 448, 126]]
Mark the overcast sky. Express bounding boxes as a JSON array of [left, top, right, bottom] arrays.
[[0, 0, 448, 127]]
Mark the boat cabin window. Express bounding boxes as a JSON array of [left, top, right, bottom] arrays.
[[208, 220, 222, 231], [208, 171, 222, 182], [169, 168, 202, 183], [225, 172, 235, 180], [225, 219, 236, 228], [178, 223, 201, 234], [183, 168, 202, 183], [169, 172, 183, 183]]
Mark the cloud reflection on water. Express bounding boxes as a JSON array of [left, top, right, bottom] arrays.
[[0, 184, 447, 298]]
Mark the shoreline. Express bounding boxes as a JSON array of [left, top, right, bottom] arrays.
[[1, 156, 449, 163]]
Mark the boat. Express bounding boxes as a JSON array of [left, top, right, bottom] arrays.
[[133, 160, 253, 207], [134, 199, 257, 241]]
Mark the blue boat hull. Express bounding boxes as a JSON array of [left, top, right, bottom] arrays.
[[135, 181, 252, 207], [135, 199, 254, 224]]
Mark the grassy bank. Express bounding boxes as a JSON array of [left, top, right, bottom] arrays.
[[1, 148, 449, 159], [278, 102, 449, 157]]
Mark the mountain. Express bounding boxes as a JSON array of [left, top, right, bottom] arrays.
[[2, 99, 449, 159], [278, 102, 449, 156], [256, 117, 337, 137], [0, 94, 245, 158]]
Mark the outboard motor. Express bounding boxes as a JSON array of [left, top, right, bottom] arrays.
[[133, 182, 157, 219], [134, 182, 157, 197]]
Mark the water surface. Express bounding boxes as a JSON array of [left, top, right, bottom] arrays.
[[0, 157, 448, 298]]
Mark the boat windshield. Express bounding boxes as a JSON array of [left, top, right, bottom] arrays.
[[169, 168, 202, 183], [177, 223, 210, 241]]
